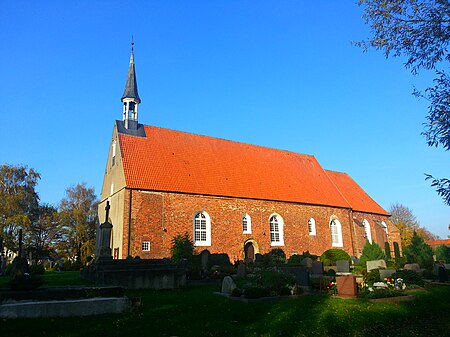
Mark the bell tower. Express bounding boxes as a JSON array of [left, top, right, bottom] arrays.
[[121, 39, 141, 130]]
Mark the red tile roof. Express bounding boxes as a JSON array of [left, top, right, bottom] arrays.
[[426, 239, 450, 246], [325, 170, 389, 216], [119, 125, 386, 213]]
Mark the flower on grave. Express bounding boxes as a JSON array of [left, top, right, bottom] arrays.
[[384, 276, 394, 286], [368, 287, 373, 292], [394, 277, 404, 290], [327, 281, 337, 295]]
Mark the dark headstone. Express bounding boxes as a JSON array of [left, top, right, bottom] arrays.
[[311, 261, 323, 275], [438, 266, 448, 283], [290, 268, 310, 286], [336, 260, 350, 273], [200, 250, 210, 272]]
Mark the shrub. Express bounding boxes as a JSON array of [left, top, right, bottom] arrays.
[[320, 249, 350, 266], [208, 253, 231, 269], [244, 286, 270, 299], [326, 269, 336, 276], [170, 232, 194, 264], [262, 249, 286, 266], [287, 254, 302, 265], [392, 269, 424, 287], [358, 240, 386, 267], [393, 242, 401, 259], [358, 287, 404, 299], [435, 245, 450, 262], [364, 269, 381, 286], [254, 270, 295, 294], [30, 264, 45, 275], [385, 242, 392, 260], [231, 288, 243, 297], [403, 231, 434, 270]]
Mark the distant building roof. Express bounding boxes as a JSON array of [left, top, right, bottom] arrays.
[[426, 239, 450, 247], [118, 124, 389, 215]]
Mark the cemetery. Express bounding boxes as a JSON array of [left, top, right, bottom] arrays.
[[0, 228, 449, 336]]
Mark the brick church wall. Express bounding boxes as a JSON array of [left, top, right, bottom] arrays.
[[120, 189, 395, 261]]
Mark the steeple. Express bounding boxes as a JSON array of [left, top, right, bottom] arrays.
[[121, 38, 141, 130]]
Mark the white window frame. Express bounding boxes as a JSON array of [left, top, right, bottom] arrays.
[[142, 241, 150, 251], [269, 214, 284, 246], [330, 218, 343, 247], [111, 140, 117, 166], [242, 214, 252, 234], [193, 211, 211, 246], [381, 221, 388, 235], [363, 219, 372, 244], [308, 218, 316, 236]]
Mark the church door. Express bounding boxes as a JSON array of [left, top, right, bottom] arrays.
[[244, 242, 255, 261]]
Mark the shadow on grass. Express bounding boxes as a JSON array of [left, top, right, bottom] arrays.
[[1, 284, 449, 337]]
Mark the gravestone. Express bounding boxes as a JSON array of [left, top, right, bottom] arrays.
[[301, 257, 313, 269], [236, 261, 246, 278], [99, 202, 113, 260], [311, 261, 324, 275], [404, 263, 420, 273], [336, 275, 357, 298], [221, 276, 236, 294], [366, 259, 387, 271], [336, 260, 350, 273], [200, 250, 210, 272], [286, 268, 310, 286], [379, 269, 396, 280]]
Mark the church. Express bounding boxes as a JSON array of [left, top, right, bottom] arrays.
[[97, 46, 401, 262]]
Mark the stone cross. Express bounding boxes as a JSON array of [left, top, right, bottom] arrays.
[[99, 201, 113, 259], [104, 201, 110, 223]]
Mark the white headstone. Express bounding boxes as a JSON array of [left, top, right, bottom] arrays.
[[366, 259, 387, 271], [221, 276, 236, 294]]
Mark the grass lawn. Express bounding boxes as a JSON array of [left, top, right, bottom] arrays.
[[1, 273, 449, 337]]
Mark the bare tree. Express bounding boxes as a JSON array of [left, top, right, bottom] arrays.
[[389, 202, 437, 248]]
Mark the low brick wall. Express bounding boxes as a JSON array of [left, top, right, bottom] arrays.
[[82, 259, 187, 289]]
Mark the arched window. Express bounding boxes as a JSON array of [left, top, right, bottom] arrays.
[[242, 214, 252, 234], [111, 140, 117, 166], [308, 218, 316, 236], [330, 218, 343, 247], [193, 211, 211, 246], [269, 214, 284, 246], [363, 219, 372, 243], [381, 221, 388, 235]]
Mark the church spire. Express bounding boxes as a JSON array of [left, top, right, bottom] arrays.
[[122, 38, 141, 130]]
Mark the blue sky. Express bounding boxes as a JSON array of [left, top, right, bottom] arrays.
[[1, 1, 449, 239]]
